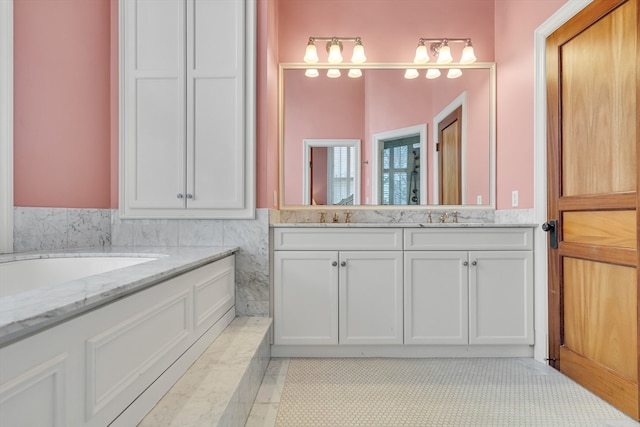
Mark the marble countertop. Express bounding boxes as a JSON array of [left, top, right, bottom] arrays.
[[0, 246, 238, 346], [271, 222, 539, 228]]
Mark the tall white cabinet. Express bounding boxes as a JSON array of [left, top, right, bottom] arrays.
[[119, 0, 255, 219]]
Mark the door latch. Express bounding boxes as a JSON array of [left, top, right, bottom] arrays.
[[542, 219, 558, 249]]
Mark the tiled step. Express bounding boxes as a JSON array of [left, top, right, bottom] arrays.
[[139, 317, 272, 427]]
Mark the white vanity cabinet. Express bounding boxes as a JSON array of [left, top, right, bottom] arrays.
[[273, 228, 403, 346], [119, 0, 255, 219], [404, 227, 534, 346]]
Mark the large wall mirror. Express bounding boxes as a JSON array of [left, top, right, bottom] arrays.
[[279, 63, 496, 209]]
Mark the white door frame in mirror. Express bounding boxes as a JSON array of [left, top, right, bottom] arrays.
[[302, 139, 361, 205], [372, 124, 427, 205], [0, 0, 13, 253], [432, 92, 467, 205]]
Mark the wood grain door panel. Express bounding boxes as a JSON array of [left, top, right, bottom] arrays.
[[546, 0, 639, 419]]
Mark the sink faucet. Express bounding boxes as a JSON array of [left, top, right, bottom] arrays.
[[332, 212, 339, 223], [319, 211, 327, 223], [439, 212, 449, 223], [345, 211, 352, 223], [427, 211, 433, 223], [453, 211, 459, 223]]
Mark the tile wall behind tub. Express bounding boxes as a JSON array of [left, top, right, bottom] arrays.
[[13, 207, 111, 252], [111, 209, 271, 317]]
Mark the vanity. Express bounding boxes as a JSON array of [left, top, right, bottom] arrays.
[[271, 223, 535, 358]]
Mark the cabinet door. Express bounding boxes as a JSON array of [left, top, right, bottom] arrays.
[[404, 251, 469, 344], [468, 251, 534, 344], [122, 0, 186, 211], [273, 251, 338, 345], [339, 251, 403, 344], [186, 0, 247, 211]]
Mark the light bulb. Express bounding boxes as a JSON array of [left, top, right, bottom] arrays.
[[348, 68, 362, 78], [414, 44, 429, 64], [447, 68, 462, 79], [404, 68, 419, 79], [327, 42, 343, 64], [327, 68, 341, 78], [304, 41, 319, 64], [436, 43, 453, 64], [351, 41, 366, 64], [305, 68, 319, 78], [460, 44, 476, 64], [425, 68, 441, 79]]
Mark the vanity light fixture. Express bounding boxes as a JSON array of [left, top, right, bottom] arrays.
[[406, 37, 476, 79], [303, 36, 367, 78]]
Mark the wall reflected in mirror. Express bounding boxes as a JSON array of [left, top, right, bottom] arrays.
[[280, 64, 495, 208]]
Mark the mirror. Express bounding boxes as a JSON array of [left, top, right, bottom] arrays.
[[279, 63, 496, 208]]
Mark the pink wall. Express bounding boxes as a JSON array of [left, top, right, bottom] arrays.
[[12, 0, 567, 211], [494, 0, 567, 209], [14, 0, 112, 208]]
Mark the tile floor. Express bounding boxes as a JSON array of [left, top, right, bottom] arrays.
[[245, 357, 640, 427]]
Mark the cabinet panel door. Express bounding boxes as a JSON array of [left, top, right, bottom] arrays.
[[469, 251, 534, 344], [123, 0, 186, 210], [339, 251, 403, 344], [404, 252, 469, 344], [186, 0, 245, 210], [273, 251, 338, 345]]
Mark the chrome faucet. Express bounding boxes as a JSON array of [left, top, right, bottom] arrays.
[[319, 211, 327, 223], [332, 212, 339, 223], [453, 211, 459, 223], [427, 211, 433, 223], [439, 212, 449, 223]]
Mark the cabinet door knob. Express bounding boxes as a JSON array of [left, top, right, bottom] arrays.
[[186, 193, 193, 199], [340, 261, 347, 267], [177, 193, 184, 199], [463, 261, 469, 266], [471, 261, 477, 266], [331, 261, 338, 267]]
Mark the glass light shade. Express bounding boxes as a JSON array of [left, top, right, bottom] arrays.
[[436, 45, 453, 64], [305, 68, 319, 78], [348, 68, 362, 78], [460, 45, 476, 64], [425, 68, 441, 79], [327, 43, 343, 64], [304, 43, 319, 64], [327, 68, 341, 78], [404, 68, 419, 79], [351, 44, 367, 64], [447, 68, 463, 79], [413, 44, 429, 64]]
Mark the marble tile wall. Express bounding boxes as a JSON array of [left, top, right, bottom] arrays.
[[111, 209, 271, 317], [13, 207, 270, 318], [13, 207, 111, 252]]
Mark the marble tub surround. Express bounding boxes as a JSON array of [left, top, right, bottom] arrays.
[[13, 207, 111, 252], [139, 317, 272, 427], [276, 208, 496, 224], [0, 246, 238, 346], [111, 209, 271, 317]]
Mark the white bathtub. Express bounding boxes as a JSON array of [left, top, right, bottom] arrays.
[[0, 247, 237, 427], [0, 256, 156, 298]]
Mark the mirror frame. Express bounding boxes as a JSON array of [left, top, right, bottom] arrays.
[[278, 62, 496, 210]]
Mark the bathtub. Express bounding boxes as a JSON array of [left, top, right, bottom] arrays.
[[0, 256, 156, 298], [0, 247, 238, 427]]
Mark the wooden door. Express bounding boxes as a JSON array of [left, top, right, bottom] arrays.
[[546, 0, 639, 419], [438, 107, 462, 204]]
